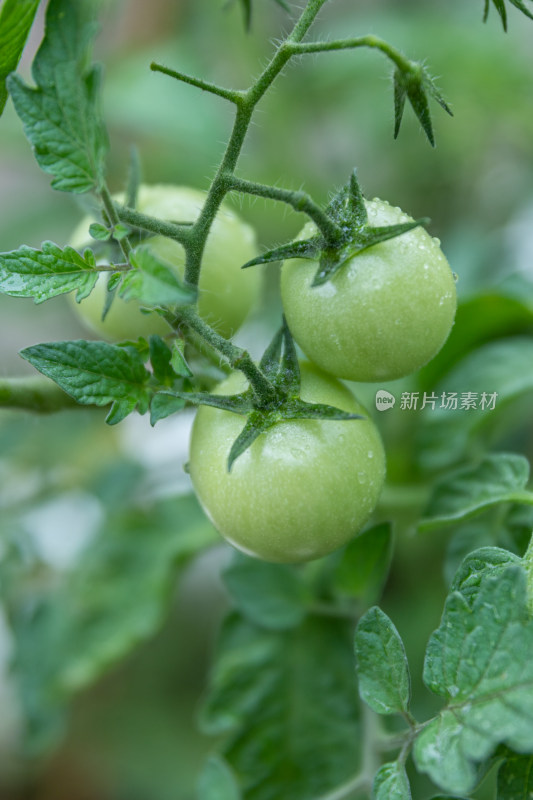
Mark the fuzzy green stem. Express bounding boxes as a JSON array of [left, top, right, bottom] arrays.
[[228, 176, 342, 245], [0, 377, 80, 413], [115, 204, 193, 243], [150, 62, 244, 104], [524, 533, 533, 615], [100, 185, 133, 259], [175, 307, 277, 406], [288, 34, 412, 72]]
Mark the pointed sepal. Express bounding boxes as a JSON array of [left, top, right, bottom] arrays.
[[227, 411, 270, 471], [241, 237, 322, 269], [393, 64, 453, 147]]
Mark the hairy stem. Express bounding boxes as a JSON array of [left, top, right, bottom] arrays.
[[0, 377, 80, 413], [228, 176, 342, 244], [115, 204, 193, 243], [100, 185, 133, 259], [174, 307, 277, 406], [288, 34, 412, 72]]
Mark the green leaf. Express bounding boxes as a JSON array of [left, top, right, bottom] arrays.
[[0, 0, 41, 116], [373, 761, 411, 800], [170, 338, 192, 378], [3, 494, 217, 753], [223, 555, 309, 630], [20, 340, 152, 423], [0, 242, 99, 303], [7, 0, 108, 193], [355, 607, 411, 715], [150, 392, 186, 425], [121, 244, 196, 308], [419, 453, 533, 532], [413, 565, 533, 795], [419, 337, 533, 470], [497, 752, 533, 799], [333, 522, 393, 603], [88, 222, 111, 241], [199, 613, 361, 800], [418, 291, 533, 389], [449, 545, 520, 605], [149, 335, 176, 385], [197, 755, 241, 800], [176, 391, 253, 415]]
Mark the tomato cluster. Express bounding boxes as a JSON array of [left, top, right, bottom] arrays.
[[70, 187, 456, 564]]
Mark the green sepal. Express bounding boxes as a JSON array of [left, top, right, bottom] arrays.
[[173, 391, 254, 415], [485, 0, 533, 29], [326, 170, 367, 230], [277, 316, 300, 394], [227, 411, 270, 471], [241, 237, 322, 269], [282, 399, 362, 422], [393, 64, 452, 147]]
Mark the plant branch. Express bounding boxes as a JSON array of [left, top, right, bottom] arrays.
[[150, 62, 244, 104], [100, 185, 133, 259], [228, 176, 342, 245], [0, 377, 81, 413], [172, 307, 277, 406], [287, 35, 411, 73], [115, 204, 193, 244]]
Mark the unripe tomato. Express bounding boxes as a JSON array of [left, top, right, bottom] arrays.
[[281, 198, 457, 382], [189, 362, 386, 563], [69, 185, 261, 340]]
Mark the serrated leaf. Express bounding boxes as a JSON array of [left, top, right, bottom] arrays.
[[497, 752, 533, 799], [150, 392, 186, 425], [373, 761, 411, 800], [199, 613, 361, 800], [241, 237, 321, 269], [413, 565, 533, 795], [0, 0, 41, 116], [419, 453, 533, 532], [121, 244, 196, 308], [333, 522, 393, 602], [223, 555, 309, 630], [419, 337, 533, 470], [0, 242, 99, 302], [20, 340, 151, 422], [197, 755, 241, 800], [149, 335, 175, 385], [449, 545, 520, 606], [3, 494, 217, 753], [7, 0, 107, 193], [355, 607, 411, 715]]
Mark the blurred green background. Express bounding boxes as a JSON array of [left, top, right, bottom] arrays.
[[1, 0, 533, 798]]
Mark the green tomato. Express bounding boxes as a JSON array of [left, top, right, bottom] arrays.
[[189, 362, 386, 563], [281, 198, 457, 382], [69, 185, 261, 340]]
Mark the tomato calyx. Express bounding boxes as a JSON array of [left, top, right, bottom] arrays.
[[241, 171, 428, 286], [175, 318, 363, 471]]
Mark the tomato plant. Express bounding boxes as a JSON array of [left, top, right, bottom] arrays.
[[189, 362, 386, 563], [1, 1, 533, 799], [281, 198, 457, 382], [70, 184, 261, 341]]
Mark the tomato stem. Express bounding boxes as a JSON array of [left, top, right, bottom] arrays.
[[0, 377, 80, 413]]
